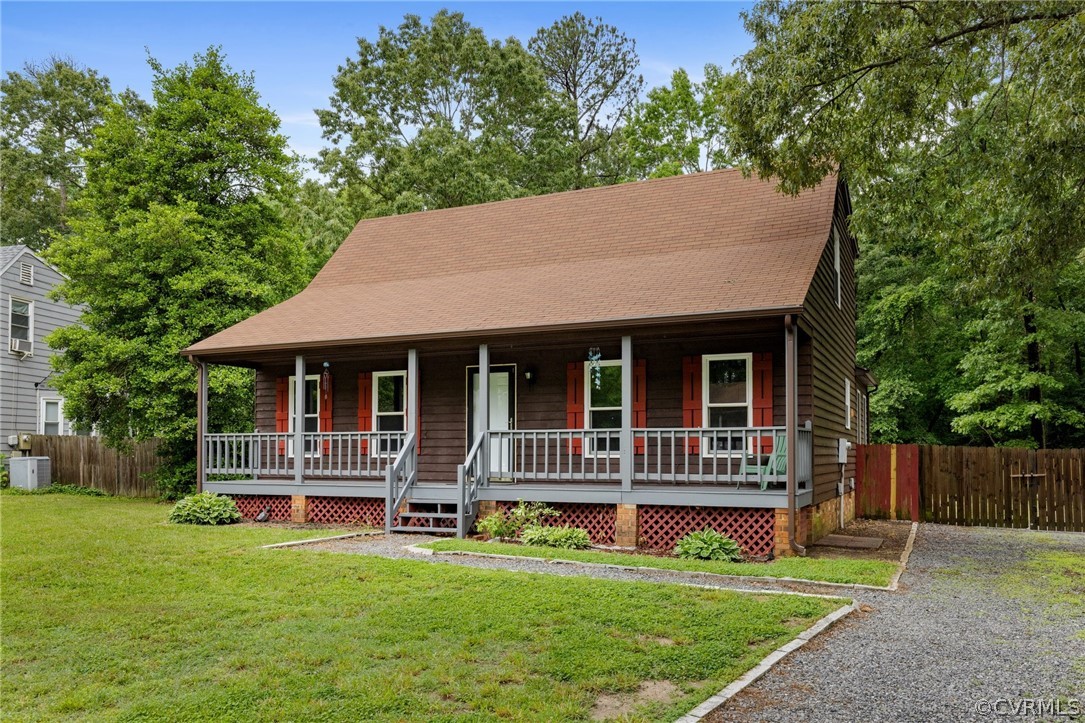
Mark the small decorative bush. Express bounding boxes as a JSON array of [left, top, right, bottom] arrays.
[[475, 499, 559, 539], [0, 453, 8, 488], [168, 492, 241, 525], [674, 528, 743, 562], [42, 484, 107, 497], [520, 524, 592, 549]]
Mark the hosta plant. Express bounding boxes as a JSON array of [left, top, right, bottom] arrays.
[[674, 528, 743, 562]]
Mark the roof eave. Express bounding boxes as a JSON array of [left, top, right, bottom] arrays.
[[184, 305, 805, 362]]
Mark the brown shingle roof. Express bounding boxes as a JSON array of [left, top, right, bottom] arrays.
[[187, 169, 839, 357]]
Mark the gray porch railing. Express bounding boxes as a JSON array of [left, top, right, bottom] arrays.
[[384, 433, 418, 533], [487, 429, 623, 482], [204, 432, 406, 479], [455, 433, 487, 537]]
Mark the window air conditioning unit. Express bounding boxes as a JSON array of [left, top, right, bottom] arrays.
[[9, 338, 32, 356]]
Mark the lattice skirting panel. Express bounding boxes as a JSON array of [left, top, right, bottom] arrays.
[[231, 495, 292, 521], [309, 496, 385, 526], [496, 501, 617, 544], [638, 505, 775, 558]]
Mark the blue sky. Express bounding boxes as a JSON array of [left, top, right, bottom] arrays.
[[2, 2, 755, 163]]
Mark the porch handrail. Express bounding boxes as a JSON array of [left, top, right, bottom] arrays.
[[632, 426, 790, 486], [488, 428, 622, 483], [204, 431, 407, 480], [384, 432, 417, 533], [456, 432, 487, 537]]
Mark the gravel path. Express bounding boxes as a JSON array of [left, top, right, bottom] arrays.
[[707, 525, 1085, 722], [301, 525, 1084, 722]]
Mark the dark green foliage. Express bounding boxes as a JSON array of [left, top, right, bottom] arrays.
[[0, 57, 113, 250], [728, 1, 1085, 447], [168, 491, 241, 525], [40, 484, 107, 497], [520, 524, 592, 549], [674, 528, 743, 562], [46, 48, 306, 497]]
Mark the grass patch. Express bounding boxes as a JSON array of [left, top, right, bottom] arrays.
[[424, 539, 899, 587], [2, 495, 847, 721]]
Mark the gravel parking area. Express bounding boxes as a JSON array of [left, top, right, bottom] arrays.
[[706, 525, 1085, 722]]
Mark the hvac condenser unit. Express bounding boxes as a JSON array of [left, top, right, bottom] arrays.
[[9, 457, 51, 490]]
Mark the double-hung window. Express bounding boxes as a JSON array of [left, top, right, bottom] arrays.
[[374, 370, 406, 455], [9, 297, 32, 354], [585, 360, 622, 455], [288, 375, 320, 456], [703, 353, 752, 455], [40, 398, 66, 435]]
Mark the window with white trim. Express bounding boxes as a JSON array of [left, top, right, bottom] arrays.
[[40, 398, 67, 435], [288, 375, 320, 456], [19, 263, 33, 286], [845, 377, 852, 430], [585, 360, 622, 455], [9, 297, 33, 354], [834, 228, 842, 308], [374, 370, 407, 455], [703, 353, 753, 455]]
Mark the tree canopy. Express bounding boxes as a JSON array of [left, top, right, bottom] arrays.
[[728, 0, 1085, 447], [0, 57, 113, 250], [46, 48, 307, 495]]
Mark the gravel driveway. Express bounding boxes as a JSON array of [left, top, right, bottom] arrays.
[[302, 524, 1084, 722], [707, 525, 1085, 722]]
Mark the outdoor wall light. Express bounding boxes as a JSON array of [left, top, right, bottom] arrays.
[[524, 367, 537, 388]]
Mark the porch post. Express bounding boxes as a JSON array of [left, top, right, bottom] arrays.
[[294, 354, 305, 485], [196, 360, 208, 492], [784, 316, 804, 555], [620, 335, 633, 492], [478, 344, 489, 484], [407, 348, 419, 439]]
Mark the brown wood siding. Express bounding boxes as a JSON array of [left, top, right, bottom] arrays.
[[799, 184, 859, 504], [248, 327, 808, 482]]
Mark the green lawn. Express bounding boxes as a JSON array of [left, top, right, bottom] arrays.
[[1, 496, 847, 722], [423, 539, 899, 587]]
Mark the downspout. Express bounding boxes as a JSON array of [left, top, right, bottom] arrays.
[[785, 315, 806, 556]]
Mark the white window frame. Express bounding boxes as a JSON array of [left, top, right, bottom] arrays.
[[19, 263, 34, 286], [845, 377, 852, 430], [373, 370, 407, 457], [584, 359, 623, 457], [702, 353, 754, 457], [8, 296, 34, 355], [39, 397, 67, 436], [288, 374, 320, 458], [833, 228, 842, 308]]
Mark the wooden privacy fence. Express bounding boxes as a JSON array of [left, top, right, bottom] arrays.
[[28, 435, 161, 497], [856, 444, 1085, 532]]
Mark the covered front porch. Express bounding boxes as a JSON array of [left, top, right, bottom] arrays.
[[195, 318, 815, 534]]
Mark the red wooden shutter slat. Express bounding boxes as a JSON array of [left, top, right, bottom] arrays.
[[753, 352, 773, 452], [275, 377, 289, 455], [358, 372, 372, 455], [567, 362, 584, 455], [682, 356, 702, 454], [633, 359, 647, 454], [319, 372, 333, 455]]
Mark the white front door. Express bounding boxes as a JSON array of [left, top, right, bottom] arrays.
[[470, 368, 513, 476]]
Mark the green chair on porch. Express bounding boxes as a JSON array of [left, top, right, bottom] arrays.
[[739, 434, 787, 490]]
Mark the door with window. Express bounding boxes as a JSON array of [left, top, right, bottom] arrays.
[[467, 366, 515, 477]]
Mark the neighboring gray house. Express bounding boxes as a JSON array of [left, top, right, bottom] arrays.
[[0, 245, 84, 440]]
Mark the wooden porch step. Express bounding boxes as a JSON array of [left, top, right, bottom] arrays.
[[397, 511, 458, 520], [389, 525, 456, 534]]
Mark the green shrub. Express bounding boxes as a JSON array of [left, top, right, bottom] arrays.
[[0, 453, 8, 488], [168, 492, 241, 525], [474, 499, 559, 539], [41, 484, 107, 497], [520, 524, 592, 549], [674, 528, 743, 562]]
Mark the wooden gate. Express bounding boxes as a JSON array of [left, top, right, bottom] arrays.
[[856, 444, 1085, 531]]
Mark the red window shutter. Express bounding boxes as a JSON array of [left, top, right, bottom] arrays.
[[752, 352, 773, 452], [319, 372, 333, 455], [275, 377, 289, 455], [682, 356, 702, 454], [566, 362, 584, 454], [357, 372, 372, 455], [633, 359, 647, 454]]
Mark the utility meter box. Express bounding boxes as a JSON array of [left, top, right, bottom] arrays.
[[9, 457, 51, 490], [837, 438, 851, 464], [16, 433, 32, 451]]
